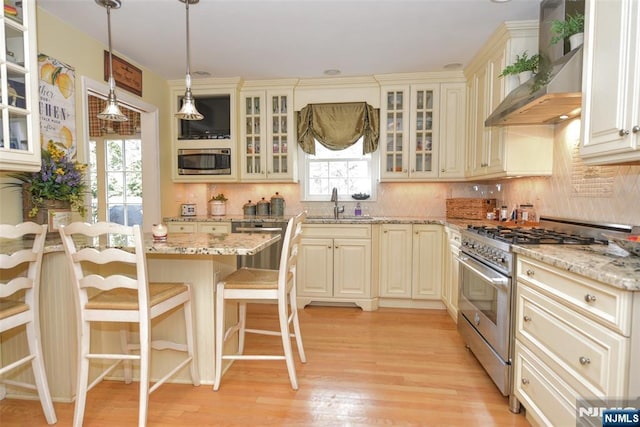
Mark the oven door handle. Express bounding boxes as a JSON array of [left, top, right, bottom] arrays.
[[457, 255, 508, 288], [234, 227, 283, 233]]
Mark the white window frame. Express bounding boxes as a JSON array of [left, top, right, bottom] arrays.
[[299, 138, 379, 202], [89, 135, 143, 226], [81, 77, 161, 232]]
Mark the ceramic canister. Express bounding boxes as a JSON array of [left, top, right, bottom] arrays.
[[270, 192, 285, 217], [256, 197, 270, 216], [243, 200, 257, 217]]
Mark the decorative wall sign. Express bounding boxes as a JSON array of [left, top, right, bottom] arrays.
[[104, 51, 143, 96], [48, 209, 72, 232], [38, 54, 77, 158]]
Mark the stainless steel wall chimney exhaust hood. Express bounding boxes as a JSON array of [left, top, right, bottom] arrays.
[[485, 0, 585, 127]]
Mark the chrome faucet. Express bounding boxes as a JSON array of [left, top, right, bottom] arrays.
[[331, 187, 344, 219]]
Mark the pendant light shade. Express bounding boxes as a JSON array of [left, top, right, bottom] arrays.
[[96, 0, 127, 122], [176, 0, 203, 121]]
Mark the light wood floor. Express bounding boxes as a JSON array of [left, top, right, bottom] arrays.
[[0, 304, 530, 426]]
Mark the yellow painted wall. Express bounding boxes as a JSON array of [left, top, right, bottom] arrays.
[[0, 7, 171, 224]]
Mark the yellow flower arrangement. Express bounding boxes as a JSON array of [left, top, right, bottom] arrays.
[[12, 140, 87, 217]]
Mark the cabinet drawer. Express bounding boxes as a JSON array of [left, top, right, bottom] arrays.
[[302, 224, 371, 239], [167, 223, 196, 233], [517, 284, 629, 397], [198, 222, 231, 234], [514, 340, 578, 427], [517, 256, 632, 335]]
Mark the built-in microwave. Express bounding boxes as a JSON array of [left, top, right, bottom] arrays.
[[177, 148, 232, 175]]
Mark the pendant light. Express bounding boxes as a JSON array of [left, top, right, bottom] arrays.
[[175, 0, 203, 120], [96, 0, 128, 122]]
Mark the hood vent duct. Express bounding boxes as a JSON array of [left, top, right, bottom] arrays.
[[485, 0, 585, 127]]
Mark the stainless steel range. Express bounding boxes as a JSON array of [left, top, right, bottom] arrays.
[[456, 216, 633, 413]]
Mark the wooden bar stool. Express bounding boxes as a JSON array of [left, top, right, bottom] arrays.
[[0, 222, 56, 424], [59, 221, 200, 427], [214, 211, 307, 390]]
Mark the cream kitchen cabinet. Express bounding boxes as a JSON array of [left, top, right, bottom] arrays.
[[0, 0, 40, 172], [378, 224, 413, 298], [439, 83, 467, 179], [378, 224, 443, 308], [169, 78, 240, 183], [464, 21, 553, 179], [442, 226, 461, 321], [514, 255, 636, 427], [378, 81, 466, 181], [167, 221, 231, 234], [240, 82, 297, 182], [297, 224, 376, 311], [580, 0, 640, 165]]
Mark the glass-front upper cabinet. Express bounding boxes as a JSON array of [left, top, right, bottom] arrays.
[[240, 86, 296, 182], [0, 0, 40, 172], [380, 86, 409, 179], [380, 84, 440, 180], [409, 85, 439, 179]]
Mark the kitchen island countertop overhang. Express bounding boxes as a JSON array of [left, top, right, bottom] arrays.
[[0, 229, 282, 402], [0, 231, 281, 257]]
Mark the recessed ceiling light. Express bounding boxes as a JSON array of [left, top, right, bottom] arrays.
[[323, 69, 341, 76], [444, 63, 463, 70]]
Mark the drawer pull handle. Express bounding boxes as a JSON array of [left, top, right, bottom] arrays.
[[523, 315, 532, 322], [584, 294, 597, 303], [579, 356, 591, 365], [525, 269, 535, 276], [521, 378, 530, 385]]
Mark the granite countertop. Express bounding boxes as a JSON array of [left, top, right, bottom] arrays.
[[164, 215, 448, 225], [1, 232, 280, 257], [512, 243, 640, 291], [164, 215, 291, 223]]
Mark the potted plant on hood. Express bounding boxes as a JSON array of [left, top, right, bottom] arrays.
[[209, 193, 227, 216], [499, 51, 540, 84], [550, 12, 585, 50]]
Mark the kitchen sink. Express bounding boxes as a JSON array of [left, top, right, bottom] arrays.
[[306, 215, 374, 221]]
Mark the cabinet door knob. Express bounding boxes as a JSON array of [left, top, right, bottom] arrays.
[[632, 125, 640, 133], [328, 246, 332, 249], [619, 129, 630, 136], [579, 356, 591, 365], [526, 269, 535, 276], [523, 315, 532, 322], [521, 378, 530, 385], [441, 168, 445, 173], [584, 293, 597, 303]]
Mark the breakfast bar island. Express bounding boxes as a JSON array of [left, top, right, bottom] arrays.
[[0, 230, 281, 402]]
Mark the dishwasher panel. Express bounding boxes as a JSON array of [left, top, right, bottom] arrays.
[[232, 221, 287, 270]]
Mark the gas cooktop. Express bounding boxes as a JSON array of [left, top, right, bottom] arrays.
[[465, 225, 609, 245]]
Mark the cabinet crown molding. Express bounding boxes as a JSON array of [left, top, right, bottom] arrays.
[[464, 19, 539, 77]]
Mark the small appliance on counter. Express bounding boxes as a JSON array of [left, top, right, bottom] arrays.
[[181, 203, 196, 217]]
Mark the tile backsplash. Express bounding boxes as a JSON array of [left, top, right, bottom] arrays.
[[178, 119, 639, 226]]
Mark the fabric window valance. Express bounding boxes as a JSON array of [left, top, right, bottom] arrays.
[[88, 95, 141, 137], [296, 102, 379, 154]]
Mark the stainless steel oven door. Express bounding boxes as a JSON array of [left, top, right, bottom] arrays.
[[457, 253, 511, 360]]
